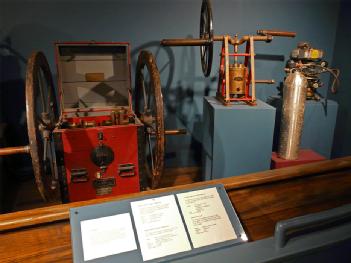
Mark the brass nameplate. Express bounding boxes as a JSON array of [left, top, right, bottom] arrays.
[[85, 73, 105, 82], [93, 177, 116, 196]]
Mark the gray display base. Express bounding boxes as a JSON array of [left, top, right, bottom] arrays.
[[70, 184, 247, 263], [202, 97, 276, 181]]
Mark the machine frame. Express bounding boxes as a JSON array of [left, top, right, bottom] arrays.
[[161, 0, 296, 106]]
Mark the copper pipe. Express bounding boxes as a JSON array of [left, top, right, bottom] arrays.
[[165, 129, 187, 136], [213, 35, 224, 41], [224, 36, 230, 101], [234, 35, 273, 45], [161, 39, 211, 46], [0, 145, 30, 156], [257, 30, 296, 38], [255, 79, 275, 84], [148, 129, 187, 136], [161, 35, 273, 47], [214, 35, 272, 45], [250, 37, 256, 102]]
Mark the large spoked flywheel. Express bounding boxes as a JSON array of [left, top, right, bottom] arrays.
[[26, 51, 59, 201], [135, 51, 165, 189], [200, 0, 214, 77]]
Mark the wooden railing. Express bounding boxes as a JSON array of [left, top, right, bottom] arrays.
[[1, 156, 351, 262]]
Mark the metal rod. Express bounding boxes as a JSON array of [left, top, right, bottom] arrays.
[[250, 37, 256, 102], [214, 35, 272, 45], [161, 39, 211, 46], [0, 145, 30, 156], [164, 129, 187, 136], [257, 30, 296, 38], [149, 129, 187, 136], [224, 36, 230, 102], [161, 35, 274, 47], [255, 79, 275, 84], [234, 36, 238, 64], [229, 53, 250, 57], [147, 134, 155, 172]]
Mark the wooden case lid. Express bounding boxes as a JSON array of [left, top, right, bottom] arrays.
[[55, 42, 132, 113]]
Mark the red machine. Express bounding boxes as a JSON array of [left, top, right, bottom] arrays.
[[53, 42, 146, 202], [0, 41, 184, 203]]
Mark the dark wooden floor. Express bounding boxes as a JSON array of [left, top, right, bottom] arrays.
[[3, 166, 201, 213]]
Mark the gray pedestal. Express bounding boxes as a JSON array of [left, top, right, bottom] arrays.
[[202, 97, 276, 180]]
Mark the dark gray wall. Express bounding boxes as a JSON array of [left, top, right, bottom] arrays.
[[0, 0, 341, 167], [331, 0, 351, 158]]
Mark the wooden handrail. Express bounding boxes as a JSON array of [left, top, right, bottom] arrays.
[[1, 156, 351, 232]]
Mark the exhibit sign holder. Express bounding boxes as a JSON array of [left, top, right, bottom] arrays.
[[70, 184, 247, 262]]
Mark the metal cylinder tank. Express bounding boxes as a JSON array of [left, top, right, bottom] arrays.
[[278, 71, 308, 160]]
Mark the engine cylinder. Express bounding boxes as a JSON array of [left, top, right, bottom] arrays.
[[229, 63, 246, 96], [278, 71, 308, 160]]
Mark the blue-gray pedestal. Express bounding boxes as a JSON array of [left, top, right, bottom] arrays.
[[202, 97, 276, 181], [268, 97, 338, 158]]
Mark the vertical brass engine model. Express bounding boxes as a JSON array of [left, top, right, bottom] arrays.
[[161, 0, 296, 106], [229, 64, 247, 97]]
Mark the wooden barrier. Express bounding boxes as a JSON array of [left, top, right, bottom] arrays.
[[1, 156, 351, 262]]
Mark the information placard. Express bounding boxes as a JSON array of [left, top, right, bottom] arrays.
[[177, 187, 237, 248], [131, 195, 191, 261], [70, 184, 247, 263], [80, 213, 137, 261]]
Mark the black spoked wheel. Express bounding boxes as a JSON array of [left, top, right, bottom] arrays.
[[26, 51, 60, 201], [200, 0, 214, 77], [135, 51, 165, 189]]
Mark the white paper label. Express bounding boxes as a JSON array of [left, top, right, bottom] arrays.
[[177, 187, 237, 248], [80, 213, 137, 261], [131, 195, 191, 261]]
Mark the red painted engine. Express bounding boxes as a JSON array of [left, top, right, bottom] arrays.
[[53, 42, 146, 202]]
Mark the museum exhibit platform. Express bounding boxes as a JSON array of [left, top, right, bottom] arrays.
[[1, 157, 351, 262], [271, 149, 326, 169], [202, 96, 276, 180], [268, 97, 338, 158]]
